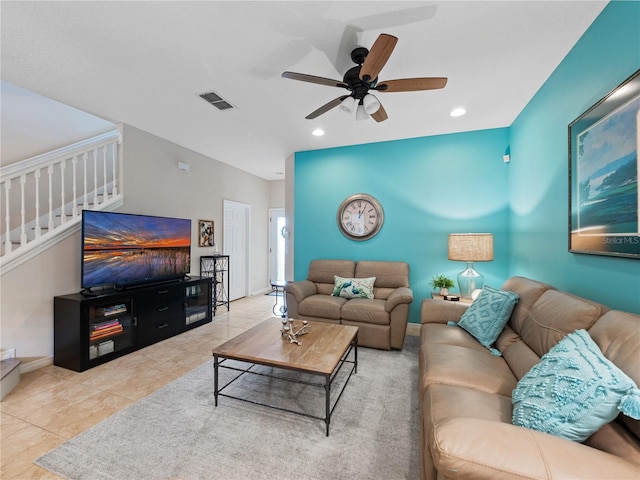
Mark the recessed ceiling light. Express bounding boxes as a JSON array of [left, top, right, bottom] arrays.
[[450, 107, 466, 117], [312, 128, 325, 136]]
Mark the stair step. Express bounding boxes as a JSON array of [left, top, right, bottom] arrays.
[[1, 358, 21, 380], [1, 358, 22, 400]]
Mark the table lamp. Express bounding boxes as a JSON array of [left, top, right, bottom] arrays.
[[448, 233, 494, 298]]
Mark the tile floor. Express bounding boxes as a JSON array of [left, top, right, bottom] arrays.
[[0, 294, 279, 480]]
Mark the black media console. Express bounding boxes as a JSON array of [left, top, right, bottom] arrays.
[[53, 277, 213, 372]]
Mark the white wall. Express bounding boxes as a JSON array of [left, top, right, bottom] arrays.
[[0, 123, 276, 358]]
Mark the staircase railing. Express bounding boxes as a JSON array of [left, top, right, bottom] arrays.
[[1, 130, 124, 274]]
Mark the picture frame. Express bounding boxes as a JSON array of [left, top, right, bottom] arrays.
[[568, 69, 640, 259], [198, 219, 214, 248]]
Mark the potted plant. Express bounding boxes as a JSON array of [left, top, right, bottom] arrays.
[[430, 275, 455, 296]]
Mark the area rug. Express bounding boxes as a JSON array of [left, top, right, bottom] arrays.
[[36, 336, 420, 480]]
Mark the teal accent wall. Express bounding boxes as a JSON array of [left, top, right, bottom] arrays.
[[509, 1, 640, 313], [294, 128, 511, 324], [293, 1, 639, 320]]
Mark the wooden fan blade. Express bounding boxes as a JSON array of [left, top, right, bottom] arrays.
[[376, 77, 448, 92], [359, 34, 398, 82], [371, 104, 388, 123], [305, 96, 349, 119], [282, 71, 346, 88]]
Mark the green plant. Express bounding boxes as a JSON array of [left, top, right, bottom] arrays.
[[430, 274, 455, 290]]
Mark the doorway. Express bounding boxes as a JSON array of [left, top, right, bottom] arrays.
[[269, 208, 286, 283], [223, 199, 250, 301]]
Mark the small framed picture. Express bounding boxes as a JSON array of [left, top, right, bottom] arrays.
[[198, 219, 214, 247]]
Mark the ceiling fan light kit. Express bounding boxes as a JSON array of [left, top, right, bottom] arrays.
[[356, 104, 369, 121], [339, 96, 357, 114], [363, 94, 381, 115], [282, 33, 448, 123]]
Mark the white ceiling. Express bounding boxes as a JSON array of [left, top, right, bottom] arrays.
[[1, 1, 607, 180]]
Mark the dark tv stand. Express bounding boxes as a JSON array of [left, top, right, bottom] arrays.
[[54, 277, 213, 372]]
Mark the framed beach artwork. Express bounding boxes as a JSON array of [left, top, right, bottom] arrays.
[[568, 69, 640, 259], [198, 219, 214, 247]]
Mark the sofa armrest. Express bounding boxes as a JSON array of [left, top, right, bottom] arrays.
[[431, 418, 640, 479], [385, 287, 413, 312], [285, 280, 317, 304], [421, 298, 469, 324]]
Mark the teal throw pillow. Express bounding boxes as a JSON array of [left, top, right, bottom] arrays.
[[448, 285, 519, 356], [332, 275, 375, 299], [512, 329, 640, 442]]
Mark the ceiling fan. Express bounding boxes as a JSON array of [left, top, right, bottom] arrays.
[[282, 33, 447, 123]]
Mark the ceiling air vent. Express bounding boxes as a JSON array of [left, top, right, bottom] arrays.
[[198, 90, 235, 111]]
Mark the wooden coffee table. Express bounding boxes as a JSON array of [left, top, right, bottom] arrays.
[[212, 319, 358, 436]]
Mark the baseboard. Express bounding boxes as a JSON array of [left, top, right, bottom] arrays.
[[19, 356, 53, 373], [250, 287, 272, 297]]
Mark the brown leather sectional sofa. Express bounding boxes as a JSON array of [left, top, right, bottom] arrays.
[[285, 259, 413, 349], [419, 276, 640, 479]]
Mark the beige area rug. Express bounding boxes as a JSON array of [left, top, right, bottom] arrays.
[[36, 336, 419, 480]]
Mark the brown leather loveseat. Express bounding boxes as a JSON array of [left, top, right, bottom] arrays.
[[420, 276, 640, 480], [285, 259, 413, 350]]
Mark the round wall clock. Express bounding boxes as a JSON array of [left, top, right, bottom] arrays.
[[337, 193, 384, 241]]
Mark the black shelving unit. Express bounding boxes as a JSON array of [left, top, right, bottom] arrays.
[[200, 255, 230, 315], [54, 277, 212, 372]]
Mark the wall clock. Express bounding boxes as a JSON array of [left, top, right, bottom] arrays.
[[337, 193, 384, 241]]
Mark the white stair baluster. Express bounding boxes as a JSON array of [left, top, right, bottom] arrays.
[[111, 140, 118, 196], [59, 161, 66, 225], [102, 145, 108, 202], [47, 164, 54, 231], [19, 175, 27, 246], [92, 149, 98, 206], [72, 156, 78, 218], [83, 152, 88, 211], [34, 169, 41, 238], [3, 179, 12, 254]]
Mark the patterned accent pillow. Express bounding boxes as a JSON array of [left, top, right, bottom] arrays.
[[512, 329, 640, 442], [449, 285, 519, 356], [332, 275, 375, 299]]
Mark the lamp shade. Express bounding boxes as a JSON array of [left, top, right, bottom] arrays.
[[339, 96, 356, 114], [448, 233, 494, 262], [362, 94, 381, 114], [355, 104, 369, 121]]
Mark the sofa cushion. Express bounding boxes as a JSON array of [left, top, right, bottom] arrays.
[[307, 259, 355, 284], [341, 298, 389, 325], [332, 275, 375, 299], [452, 285, 519, 356], [512, 329, 640, 442], [354, 260, 409, 288], [298, 294, 346, 320], [420, 342, 518, 397], [519, 289, 608, 358], [420, 323, 487, 353]]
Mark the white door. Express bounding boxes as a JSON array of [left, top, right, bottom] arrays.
[[269, 208, 286, 283], [223, 200, 250, 301]]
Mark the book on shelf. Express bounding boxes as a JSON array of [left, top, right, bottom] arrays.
[[90, 324, 123, 340], [96, 304, 127, 316], [91, 319, 121, 331]]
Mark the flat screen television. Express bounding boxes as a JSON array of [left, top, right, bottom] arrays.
[[81, 210, 191, 290]]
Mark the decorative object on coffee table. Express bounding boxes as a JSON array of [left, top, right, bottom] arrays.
[[281, 318, 310, 345]]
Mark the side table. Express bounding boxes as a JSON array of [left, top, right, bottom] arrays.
[[430, 292, 473, 305], [270, 280, 290, 317]]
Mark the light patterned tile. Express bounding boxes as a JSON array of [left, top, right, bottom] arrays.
[[0, 421, 64, 480]]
